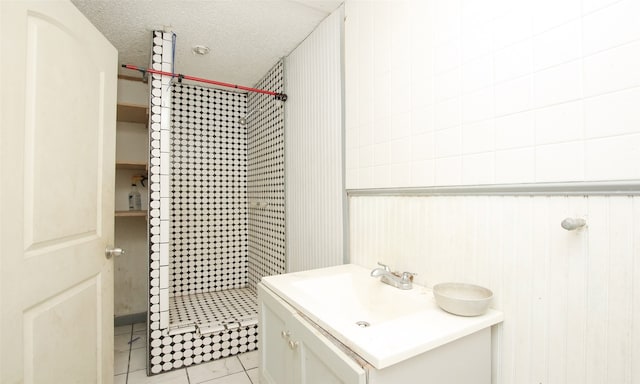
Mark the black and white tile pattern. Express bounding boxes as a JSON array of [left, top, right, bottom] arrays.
[[169, 288, 257, 328], [247, 61, 287, 292], [170, 83, 248, 296], [148, 30, 173, 337], [148, 323, 258, 371], [147, 31, 285, 375], [115, 322, 260, 383]]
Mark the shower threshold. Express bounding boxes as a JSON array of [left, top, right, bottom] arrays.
[[168, 287, 258, 335]]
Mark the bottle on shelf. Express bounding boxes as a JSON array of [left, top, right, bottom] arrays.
[[128, 175, 142, 211]]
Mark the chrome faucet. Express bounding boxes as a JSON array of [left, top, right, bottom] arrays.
[[370, 262, 415, 290]]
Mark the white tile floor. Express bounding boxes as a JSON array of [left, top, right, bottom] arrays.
[[115, 323, 259, 384]]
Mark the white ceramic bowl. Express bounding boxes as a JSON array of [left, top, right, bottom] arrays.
[[432, 282, 493, 317]]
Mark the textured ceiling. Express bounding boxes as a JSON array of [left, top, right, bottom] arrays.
[[72, 0, 343, 87]]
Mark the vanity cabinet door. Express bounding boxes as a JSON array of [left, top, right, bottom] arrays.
[[258, 284, 367, 384], [259, 285, 296, 384], [290, 312, 366, 384]]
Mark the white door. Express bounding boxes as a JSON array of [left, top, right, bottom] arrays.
[[0, 1, 117, 383]]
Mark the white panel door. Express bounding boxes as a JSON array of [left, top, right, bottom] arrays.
[[0, 1, 117, 383]]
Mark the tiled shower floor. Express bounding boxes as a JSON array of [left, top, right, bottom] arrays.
[[114, 322, 260, 384], [169, 288, 258, 329]]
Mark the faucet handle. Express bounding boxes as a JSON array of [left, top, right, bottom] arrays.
[[401, 272, 417, 282], [377, 262, 391, 272]]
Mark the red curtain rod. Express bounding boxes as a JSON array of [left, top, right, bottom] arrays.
[[121, 64, 288, 101]]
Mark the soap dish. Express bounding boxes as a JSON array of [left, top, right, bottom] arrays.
[[433, 282, 493, 317]]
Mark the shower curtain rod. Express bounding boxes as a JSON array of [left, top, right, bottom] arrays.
[[121, 64, 288, 101]]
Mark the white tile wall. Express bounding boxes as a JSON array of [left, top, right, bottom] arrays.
[[494, 147, 535, 183], [373, 142, 389, 166], [584, 87, 640, 138], [583, 40, 640, 97], [411, 132, 434, 160], [462, 152, 495, 185], [462, 120, 494, 155], [435, 156, 462, 185], [494, 76, 532, 117], [585, 134, 640, 180], [532, 20, 582, 71], [535, 141, 585, 182], [434, 126, 461, 158], [582, 0, 640, 55], [582, 0, 619, 14], [493, 6, 532, 50], [345, 0, 640, 189], [494, 112, 534, 150], [494, 40, 532, 84], [534, 100, 583, 145], [532, 0, 581, 34], [462, 55, 493, 93], [533, 60, 582, 108], [462, 87, 493, 124], [434, 97, 461, 130]]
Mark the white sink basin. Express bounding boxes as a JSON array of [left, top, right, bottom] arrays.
[[261, 264, 503, 369], [291, 272, 424, 324]]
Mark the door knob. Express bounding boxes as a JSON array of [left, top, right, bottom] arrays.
[[105, 247, 125, 259]]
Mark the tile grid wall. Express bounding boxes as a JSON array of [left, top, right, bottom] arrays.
[[170, 84, 248, 296], [247, 61, 287, 291], [345, 0, 640, 189], [147, 32, 258, 375]]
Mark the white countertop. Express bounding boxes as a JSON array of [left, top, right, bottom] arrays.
[[261, 263, 504, 369]]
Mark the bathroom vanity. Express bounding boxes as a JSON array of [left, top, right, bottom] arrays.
[[258, 264, 503, 384]]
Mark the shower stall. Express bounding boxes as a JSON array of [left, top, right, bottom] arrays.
[[146, 31, 285, 374]]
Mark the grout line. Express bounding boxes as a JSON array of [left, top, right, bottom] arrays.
[[125, 325, 133, 384], [246, 370, 255, 384]]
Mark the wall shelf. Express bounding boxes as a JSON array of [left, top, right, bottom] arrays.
[[116, 161, 147, 171], [117, 103, 148, 124], [115, 210, 147, 217]]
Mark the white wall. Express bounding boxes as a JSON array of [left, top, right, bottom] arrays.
[[343, 1, 640, 383], [345, 0, 640, 189], [285, 6, 345, 272]]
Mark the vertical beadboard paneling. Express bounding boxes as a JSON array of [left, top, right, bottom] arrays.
[[284, 7, 344, 272], [633, 198, 640, 382], [565, 196, 588, 384], [607, 197, 634, 383], [349, 195, 640, 384], [512, 197, 535, 383], [586, 196, 609, 384]]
